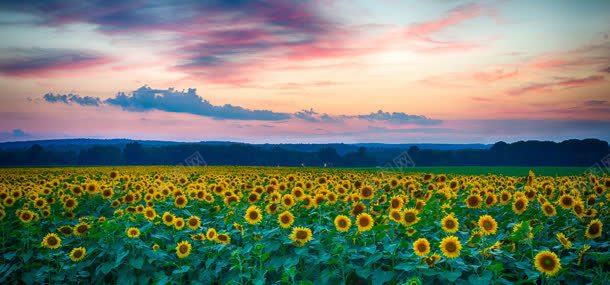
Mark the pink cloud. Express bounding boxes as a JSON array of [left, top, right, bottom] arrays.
[[505, 75, 605, 96], [402, 3, 499, 53]]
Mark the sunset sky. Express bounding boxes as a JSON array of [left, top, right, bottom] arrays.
[[1, 0, 609, 143]]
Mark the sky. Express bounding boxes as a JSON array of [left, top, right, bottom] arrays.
[[0, 0, 609, 144]]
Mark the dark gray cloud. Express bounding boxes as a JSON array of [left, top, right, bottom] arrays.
[[43, 93, 102, 106], [357, 110, 443, 125], [293, 109, 339, 123], [41, 86, 442, 124], [0, 48, 110, 76], [105, 86, 291, 120]]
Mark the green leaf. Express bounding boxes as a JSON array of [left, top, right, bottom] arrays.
[[442, 271, 462, 283], [129, 256, 144, 270], [394, 263, 417, 272], [99, 262, 115, 275], [115, 250, 130, 267], [372, 270, 394, 284], [468, 271, 492, 285], [22, 250, 33, 263], [172, 265, 191, 274]]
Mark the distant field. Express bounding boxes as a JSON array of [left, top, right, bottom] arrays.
[[0, 166, 593, 177], [362, 166, 591, 176]]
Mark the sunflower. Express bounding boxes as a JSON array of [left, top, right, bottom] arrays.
[[499, 190, 512, 204], [406, 277, 422, 285], [216, 233, 231, 244], [247, 192, 260, 203], [277, 211, 294, 229], [356, 213, 375, 232], [478, 215, 498, 235], [206, 228, 217, 240], [187, 215, 201, 230], [556, 233, 572, 249], [233, 222, 244, 235], [585, 219, 602, 239], [58, 225, 73, 235], [174, 195, 188, 208], [440, 236, 461, 259], [572, 200, 585, 218], [412, 238, 430, 257], [191, 233, 206, 241], [402, 208, 419, 227], [73, 223, 90, 236], [534, 251, 561, 276], [69, 247, 86, 262], [558, 193, 575, 208], [334, 215, 352, 232], [175, 240, 192, 258], [126, 227, 140, 238], [541, 202, 556, 217], [245, 205, 263, 225], [484, 194, 497, 208], [174, 218, 185, 230], [18, 210, 34, 223], [152, 244, 160, 251], [423, 253, 441, 268], [281, 194, 295, 208], [389, 196, 403, 209], [33, 197, 47, 209], [512, 197, 528, 215], [350, 202, 366, 216], [63, 197, 78, 211], [162, 212, 175, 226], [464, 194, 482, 209], [101, 188, 114, 199], [289, 227, 312, 246], [41, 233, 61, 249], [359, 186, 375, 200], [291, 187, 304, 199], [389, 209, 403, 223], [313, 194, 326, 207], [143, 206, 157, 220], [441, 214, 459, 233], [109, 170, 119, 179]]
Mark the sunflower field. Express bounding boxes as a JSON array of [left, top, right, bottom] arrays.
[[0, 167, 608, 284]]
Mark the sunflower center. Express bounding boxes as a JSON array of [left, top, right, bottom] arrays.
[[542, 257, 554, 269], [74, 250, 83, 258], [418, 244, 427, 252], [296, 230, 308, 240], [281, 215, 290, 223], [515, 201, 524, 209], [359, 217, 370, 227], [484, 221, 492, 230], [249, 211, 259, 220], [362, 188, 372, 197], [446, 242, 456, 252], [179, 244, 189, 254], [445, 220, 455, 228], [338, 219, 347, 227], [404, 213, 416, 223], [588, 224, 600, 235], [48, 237, 58, 245]]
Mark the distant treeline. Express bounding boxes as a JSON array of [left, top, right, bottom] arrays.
[[0, 139, 607, 167]]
